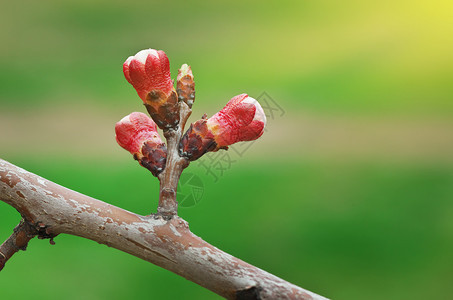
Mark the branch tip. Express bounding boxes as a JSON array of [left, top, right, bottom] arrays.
[[0, 219, 37, 271], [0, 252, 6, 271]]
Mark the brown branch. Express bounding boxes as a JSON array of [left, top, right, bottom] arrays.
[[0, 219, 36, 271], [0, 159, 328, 299], [156, 64, 194, 216], [157, 101, 191, 216]]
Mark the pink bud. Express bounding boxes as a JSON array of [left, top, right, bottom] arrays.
[[123, 49, 179, 129], [207, 94, 266, 147], [115, 112, 167, 176], [180, 94, 266, 161], [123, 49, 173, 101]]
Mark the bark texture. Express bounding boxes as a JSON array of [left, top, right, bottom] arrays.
[[0, 159, 328, 300]]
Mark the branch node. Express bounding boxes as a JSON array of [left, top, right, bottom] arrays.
[[148, 212, 175, 221], [236, 285, 263, 300], [35, 222, 57, 240]]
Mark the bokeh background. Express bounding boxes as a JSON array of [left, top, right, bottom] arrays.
[[1, 0, 452, 299]]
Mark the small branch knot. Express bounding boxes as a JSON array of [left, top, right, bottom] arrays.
[[36, 222, 57, 240], [236, 286, 263, 300]]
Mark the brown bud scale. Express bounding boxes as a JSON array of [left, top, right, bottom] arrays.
[[144, 90, 180, 129], [137, 142, 167, 177], [177, 75, 195, 108], [180, 119, 219, 161]]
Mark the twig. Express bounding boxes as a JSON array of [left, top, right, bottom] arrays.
[[0, 219, 36, 271], [157, 101, 191, 216], [0, 159, 328, 300]]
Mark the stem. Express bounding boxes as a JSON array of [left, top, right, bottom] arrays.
[[0, 219, 36, 271], [157, 102, 191, 216]]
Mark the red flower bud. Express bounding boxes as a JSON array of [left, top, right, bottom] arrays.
[[115, 112, 167, 176], [180, 94, 266, 161], [208, 94, 266, 146], [123, 49, 173, 100], [123, 49, 179, 129]]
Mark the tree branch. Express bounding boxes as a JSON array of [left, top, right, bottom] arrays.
[[0, 159, 328, 300], [0, 219, 36, 270]]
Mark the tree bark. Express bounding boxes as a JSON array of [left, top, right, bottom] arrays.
[[0, 159, 328, 300]]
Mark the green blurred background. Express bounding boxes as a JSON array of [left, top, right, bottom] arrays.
[[1, 0, 452, 299]]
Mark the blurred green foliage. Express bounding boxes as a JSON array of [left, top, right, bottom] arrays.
[[1, 0, 452, 299], [1, 0, 452, 114]]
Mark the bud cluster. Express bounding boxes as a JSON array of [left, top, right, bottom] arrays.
[[116, 48, 267, 176]]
